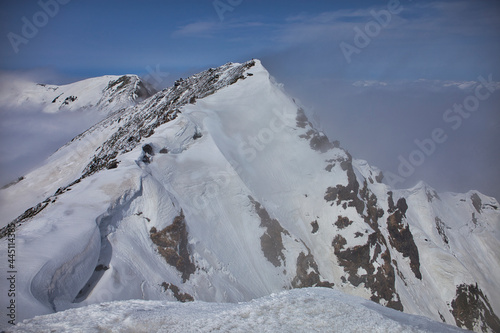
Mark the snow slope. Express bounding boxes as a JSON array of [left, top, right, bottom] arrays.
[[0, 60, 498, 332], [9, 288, 466, 333], [0, 74, 154, 114]]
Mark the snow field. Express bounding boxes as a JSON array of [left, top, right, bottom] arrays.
[[10, 288, 466, 333]]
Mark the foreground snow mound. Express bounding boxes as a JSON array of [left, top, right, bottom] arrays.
[[10, 288, 465, 333]]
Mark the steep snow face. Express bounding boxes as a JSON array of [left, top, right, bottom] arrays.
[[11, 288, 466, 333], [0, 60, 498, 332], [0, 61, 255, 227], [0, 74, 154, 114]]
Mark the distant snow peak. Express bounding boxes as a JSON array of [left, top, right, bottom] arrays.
[[0, 74, 155, 114]]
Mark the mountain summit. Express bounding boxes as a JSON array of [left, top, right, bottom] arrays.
[[0, 60, 498, 332]]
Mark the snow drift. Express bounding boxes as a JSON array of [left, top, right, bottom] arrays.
[[9, 288, 466, 333]]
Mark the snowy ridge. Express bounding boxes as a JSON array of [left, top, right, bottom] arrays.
[[0, 61, 255, 227], [0, 60, 499, 332]]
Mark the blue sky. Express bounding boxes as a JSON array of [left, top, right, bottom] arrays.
[[1, 0, 500, 199], [1, 0, 499, 80]]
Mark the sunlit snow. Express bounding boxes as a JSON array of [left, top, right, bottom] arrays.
[[11, 288, 465, 333]]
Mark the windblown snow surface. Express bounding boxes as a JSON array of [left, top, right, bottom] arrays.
[[9, 288, 465, 333], [0, 60, 499, 332]]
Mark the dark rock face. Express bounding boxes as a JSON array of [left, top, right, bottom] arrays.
[[471, 193, 482, 213], [310, 220, 319, 234], [426, 189, 440, 202], [142, 144, 154, 155], [334, 231, 403, 311], [296, 108, 335, 153], [62, 95, 77, 106], [14, 200, 51, 222], [107, 159, 119, 169], [141, 144, 155, 164], [94, 264, 108, 271], [451, 284, 500, 332], [295, 108, 309, 129], [324, 152, 402, 311], [161, 282, 194, 302], [107, 76, 132, 90], [435, 217, 449, 245], [387, 194, 422, 280], [150, 211, 196, 282], [332, 234, 347, 253], [52, 94, 61, 103], [471, 212, 479, 226], [248, 196, 289, 267], [106, 75, 154, 101], [324, 152, 365, 215], [291, 251, 334, 289], [335, 216, 353, 229]]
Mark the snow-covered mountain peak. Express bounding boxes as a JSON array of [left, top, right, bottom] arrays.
[[0, 59, 498, 332]]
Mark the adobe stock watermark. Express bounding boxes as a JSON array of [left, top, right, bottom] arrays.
[[190, 105, 297, 214], [238, 106, 296, 162], [5, 223, 17, 326], [384, 74, 497, 187], [190, 160, 241, 219], [213, 0, 243, 22], [339, 0, 410, 64], [92, 265, 138, 304], [7, 0, 72, 54], [190, 161, 306, 225], [143, 64, 170, 91]]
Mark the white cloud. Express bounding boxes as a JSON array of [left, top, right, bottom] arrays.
[[171, 21, 219, 38]]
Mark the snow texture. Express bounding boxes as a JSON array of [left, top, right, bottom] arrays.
[[9, 288, 466, 333]]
